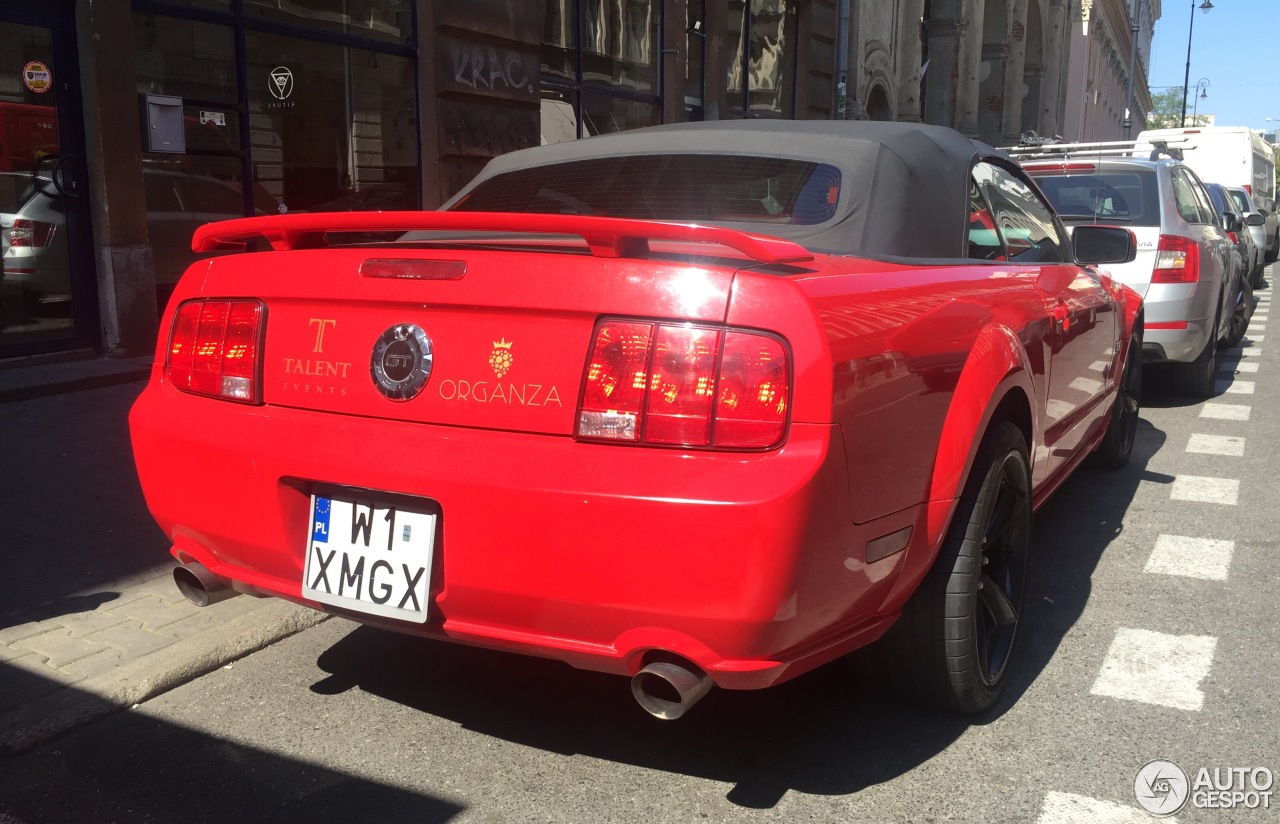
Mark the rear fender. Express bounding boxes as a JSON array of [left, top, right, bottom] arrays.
[[879, 324, 1036, 611]]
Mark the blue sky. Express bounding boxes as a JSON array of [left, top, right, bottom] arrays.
[[1148, 1, 1280, 131]]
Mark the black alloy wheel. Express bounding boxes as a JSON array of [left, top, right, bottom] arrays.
[[884, 421, 1033, 713], [973, 441, 1031, 688]]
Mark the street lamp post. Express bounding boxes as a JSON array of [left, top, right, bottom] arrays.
[[1181, 0, 1214, 127], [1191, 78, 1210, 125]]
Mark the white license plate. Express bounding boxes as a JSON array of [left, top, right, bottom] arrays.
[[301, 487, 437, 623]]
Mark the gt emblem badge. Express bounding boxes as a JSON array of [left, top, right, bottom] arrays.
[[371, 324, 433, 401]]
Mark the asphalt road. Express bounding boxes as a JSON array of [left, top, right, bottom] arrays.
[[1, 287, 1278, 823]]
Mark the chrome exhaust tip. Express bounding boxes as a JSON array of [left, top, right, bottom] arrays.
[[630, 660, 713, 720], [173, 561, 240, 607]]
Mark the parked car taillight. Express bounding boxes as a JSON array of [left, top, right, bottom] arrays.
[[1151, 235, 1199, 283], [166, 299, 265, 404], [577, 319, 790, 449], [9, 218, 55, 248]]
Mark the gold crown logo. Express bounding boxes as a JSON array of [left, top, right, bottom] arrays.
[[489, 338, 514, 378]]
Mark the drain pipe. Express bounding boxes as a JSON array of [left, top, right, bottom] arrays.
[[836, 0, 851, 119]]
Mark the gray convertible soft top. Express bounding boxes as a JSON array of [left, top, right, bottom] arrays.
[[446, 120, 1004, 259]]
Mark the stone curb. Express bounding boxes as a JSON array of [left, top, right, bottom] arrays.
[[0, 600, 328, 755], [0, 355, 152, 404]]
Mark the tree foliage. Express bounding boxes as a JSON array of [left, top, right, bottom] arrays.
[[1146, 86, 1210, 129]]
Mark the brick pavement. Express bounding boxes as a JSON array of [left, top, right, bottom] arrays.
[[0, 356, 327, 754]]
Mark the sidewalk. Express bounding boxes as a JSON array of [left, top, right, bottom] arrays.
[[0, 356, 327, 754]]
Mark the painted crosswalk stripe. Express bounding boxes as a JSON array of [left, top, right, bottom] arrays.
[[1088, 360, 1109, 372], [1214, 379, 1254, 394], [1169, 475, 1239, 505], [1090, 628, 1217, 711], [1244, 334, 1265, 343], [1145, 535, 1234, 581], [1219, 360, 1259, 373], [1186, 433, 1245, 456], [1036, 791, 1174, 824], [1199, 403, 1250, 420], [1239, 345, 1263, 357]]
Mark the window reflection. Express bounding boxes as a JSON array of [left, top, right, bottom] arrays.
[[727, 0, 795, 117], [243, 0, 412, 46], [540, 0, 661, 142], [245, 33, 419, 214]]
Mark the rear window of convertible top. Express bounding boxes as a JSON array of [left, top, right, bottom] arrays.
[[451, 154, 842, 226]]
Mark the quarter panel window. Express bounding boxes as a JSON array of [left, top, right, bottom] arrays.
[[973, 161, 1066, 263]]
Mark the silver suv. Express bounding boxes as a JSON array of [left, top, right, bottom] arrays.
[[1011, 143, 1242, 398]]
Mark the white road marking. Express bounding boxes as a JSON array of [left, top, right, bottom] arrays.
[[1214, 379, 1254, 394], [1186, 433, 1245, 456], [1037, 792, 1175, 824], [1169, 475, 1239, 505], [1090, 628, 1217, 711], [1239, 345, 1263, 357], [1219, 360, 1259, 373], [1088, 360, 1109, 372], [1199, 403, 1251, 420], [1244, 334, 1265, 343], [1145, 535, 1234, 581]]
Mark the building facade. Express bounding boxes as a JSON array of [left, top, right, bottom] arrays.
[[0, 0, 1154, 363]]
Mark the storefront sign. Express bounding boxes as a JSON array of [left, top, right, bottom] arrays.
[[199, 111, 227, 126], [269, 67, 294, 100], [22, 61, 52, 94]]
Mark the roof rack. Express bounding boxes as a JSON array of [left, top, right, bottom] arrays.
[[1002, 137, 1192, 163]]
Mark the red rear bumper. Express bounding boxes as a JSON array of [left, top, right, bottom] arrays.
[[130, 381, 918, 689]]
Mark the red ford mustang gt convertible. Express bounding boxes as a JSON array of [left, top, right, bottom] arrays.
[[130, 121, 1143, 719]]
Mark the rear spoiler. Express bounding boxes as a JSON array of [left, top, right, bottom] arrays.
[[191, 211, 816, 265]]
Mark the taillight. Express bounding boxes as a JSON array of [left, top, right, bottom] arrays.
[[577, 319, 790, 449], [1227, 231, 1240, 244], [9, 218, 55, 247], [166, 299, 265, 403], [1151, 235, 1199, 283]]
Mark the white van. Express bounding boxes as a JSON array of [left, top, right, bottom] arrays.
[[1135, 126, 1278, 262]]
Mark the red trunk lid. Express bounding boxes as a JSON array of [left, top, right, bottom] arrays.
[[197, 245, 742, 435]]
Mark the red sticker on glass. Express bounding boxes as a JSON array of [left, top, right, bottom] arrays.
[[22, 61, 52, 94]]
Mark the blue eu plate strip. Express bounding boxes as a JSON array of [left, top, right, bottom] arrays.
[[312, 496, 332, 543]]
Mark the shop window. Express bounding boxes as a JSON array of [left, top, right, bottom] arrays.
[[134, 15, 237, 104], [726, 0, 796, 118], [540, 0, 662, 143], [244, 31, 419, 214], [582, 0, 658, 94], [242, 0, 413, 46], [581, 89, 659, 137]]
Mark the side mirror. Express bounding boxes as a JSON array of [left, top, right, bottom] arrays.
[[1073, 225, 1137, 265], [1222, 212, 1243, 234], [1247, 212, 1266, 227]]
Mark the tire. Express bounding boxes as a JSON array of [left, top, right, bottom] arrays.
[[880, 421, 1032, 714], [1223, 278, 1252, 350], [1091, 330, 1142, 469], [1176, 318, 1218, 398], [1266, 239, 1278, 265]]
